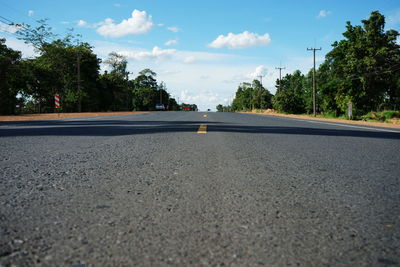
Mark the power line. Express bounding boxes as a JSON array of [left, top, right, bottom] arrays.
[[0, 14, 57, 47], [0, 15, 14, 24], [0, 1, 37, 25], [0, 15, 29, 31], [0, 16, 23, 35], [0, 15, 30, 33], [0, 23, 17, 35]]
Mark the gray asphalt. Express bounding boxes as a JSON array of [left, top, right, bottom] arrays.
[[0, 112, 399, 266]]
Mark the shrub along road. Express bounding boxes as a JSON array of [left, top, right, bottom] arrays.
[[0, 112, 399, 266]]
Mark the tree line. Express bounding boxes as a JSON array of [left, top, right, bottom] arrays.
[[217, 11, 400, 117], [216, 79, 273, 112], [0, 19, 197, 115]]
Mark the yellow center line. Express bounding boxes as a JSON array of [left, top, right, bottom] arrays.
[[197, 124, 207, 134]]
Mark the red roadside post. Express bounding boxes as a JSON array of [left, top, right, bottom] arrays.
[[54, 94, 61, 117]]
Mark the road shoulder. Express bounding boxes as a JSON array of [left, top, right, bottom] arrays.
[[240, 111, 400, 129], [0, 111, 151, 122]]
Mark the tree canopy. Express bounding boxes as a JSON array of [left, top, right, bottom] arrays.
[[217, 11, 400, 117], [0, 20, 195, 114], [229, 81, 273, 112]]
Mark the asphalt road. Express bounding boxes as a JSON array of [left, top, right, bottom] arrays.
[[1, 112, 399, 266]]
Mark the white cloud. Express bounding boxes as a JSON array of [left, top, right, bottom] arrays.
[[160, 70, 180, 76], [0, 22, 21, 34], [209, 31, 271, 49], [28, 10, 34, 17], [60, 21, 70, 25], [223, 64, 279, 93], [93, 40, 239, 65], [167, 26, 180, 33], [177, 50, 238, 63], [77, 19, 110, 29], [317, 10, 331, 19], [77, 20, 88, 27], [248, 65, 268, 79], [118, 46, 176, 61], [183, 56, 196, 64], [91, 40, 274, 110], [97, 9, 154, 37], [180, 89, 219, 107], [2, 37, 36, 58], [165, 39, 178, 46]]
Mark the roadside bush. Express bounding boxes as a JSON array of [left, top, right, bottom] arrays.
[[361, 110, 400, 122]]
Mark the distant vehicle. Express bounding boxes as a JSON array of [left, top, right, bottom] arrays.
[[207, 109, 211, 112], [155, 104, 165, 110]]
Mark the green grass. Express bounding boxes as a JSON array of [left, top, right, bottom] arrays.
[[361, 110, 400, 122], [249, 109, 400, 123], [302, 112, 349, 120]]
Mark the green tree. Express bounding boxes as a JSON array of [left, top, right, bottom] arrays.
[[135, 68, 158, 89], [326, 11, 400, 114], [230, 80, 272, 111], [252, 79, 273, 109], [157, 81, 170, 106], [100, 52, 131, 111], [316, 62, 342, 115], [17, 20, 101, 112], [21, 41, 101, 112], [273, 70, 306, 113], [17, 19, 57, 49], [104, 52, 129, 78], [232, 82, 253, 111], [132, 69, 170, 111], [0, 38, 22, 115], [168, 97, 180, 111]]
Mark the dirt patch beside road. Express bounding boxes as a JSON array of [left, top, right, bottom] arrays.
[[242, 110, 400, 129], [0, 111, 150, 122]]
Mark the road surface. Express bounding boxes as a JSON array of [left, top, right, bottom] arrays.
[[1, 112, 399, 266]]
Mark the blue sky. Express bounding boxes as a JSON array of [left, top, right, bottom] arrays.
[[1, 0, 400, 110]]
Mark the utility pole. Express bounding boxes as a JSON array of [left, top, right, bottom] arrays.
[[257, 75, 265, 87], [275, 66, 285, 90], [307, 47, 322, 117]]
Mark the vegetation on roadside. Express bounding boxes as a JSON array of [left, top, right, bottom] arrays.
[[0, 20, 197, 115], [216, 79, 273, 112], [361, 110, 400, 122], [217, 11, 400, 121]]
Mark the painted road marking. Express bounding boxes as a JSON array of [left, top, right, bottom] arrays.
[[197, 124, 207, 134], [203, 114, 208, 118]]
